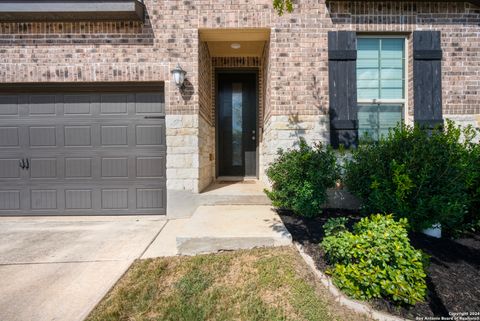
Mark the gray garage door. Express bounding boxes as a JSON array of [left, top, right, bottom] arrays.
[[0, 85, 166, 215]]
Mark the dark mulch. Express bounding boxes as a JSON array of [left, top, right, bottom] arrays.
[[278, 209, 480, 319]]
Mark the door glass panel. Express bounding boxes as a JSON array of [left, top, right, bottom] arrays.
[[232, 83, 243, 166]]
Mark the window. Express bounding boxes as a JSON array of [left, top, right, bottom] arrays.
[[357, 37, 406, 141]]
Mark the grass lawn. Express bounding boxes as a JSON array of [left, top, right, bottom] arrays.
[[87, 247, 371, 321]]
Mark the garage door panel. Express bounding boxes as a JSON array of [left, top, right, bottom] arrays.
[[65, 189, 92, 209], [135, 124, 165, 146], [0, 88, 166, 216], [28, 95, 57, 115], [101, 125, 128, 146], [0, 190, 21, 210], [0, 95, 19, 115], [65, 158, 92, 178], [101, 157, 128, 178], [101, 189, 129, 209], [64, 94, 94, 115], [136, 188, 165, 209], [136, 156, 165, 178], [64, 125, 92, 147], [29, 126, 57, 147], [30, 158, 57, 179], [31, 189, 57, 209], [0, 127, 20, 147], [0, 159, 21, 179], [135, 93, 165, 114], [100, 93, 130, 114]]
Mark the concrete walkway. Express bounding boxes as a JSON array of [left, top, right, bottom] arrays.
[[0, 189, 291, 320], [0, 216, 166, 321], [144, 205, 292, 257]]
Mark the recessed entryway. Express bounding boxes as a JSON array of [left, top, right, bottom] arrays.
[[198, 28, 270, 184], [199, 28, 270, 58]]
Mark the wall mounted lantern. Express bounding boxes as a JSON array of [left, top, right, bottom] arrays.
[[171, 64, 187, 88]]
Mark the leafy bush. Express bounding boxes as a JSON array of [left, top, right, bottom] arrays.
[[322, 214, 428, 305], [344, 120, 476, 233], [264, 138, 339, 217], [323, 217, 348, 237], [464, 131, 480, 232]]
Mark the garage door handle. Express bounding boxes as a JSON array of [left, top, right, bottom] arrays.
[[19, 159, 25, 170], [144, 116, 165, 119], [25, 158, 29, 170]]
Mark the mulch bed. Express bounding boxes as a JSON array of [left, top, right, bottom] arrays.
[[278, 209, 480, 319]]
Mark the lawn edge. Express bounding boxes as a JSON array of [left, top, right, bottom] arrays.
[[294, 242, 413, 321]]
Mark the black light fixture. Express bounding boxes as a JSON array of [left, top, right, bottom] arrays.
[[171, 64, 187, 88]]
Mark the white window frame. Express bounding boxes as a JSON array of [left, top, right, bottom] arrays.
[[356, 35, 409, 125]]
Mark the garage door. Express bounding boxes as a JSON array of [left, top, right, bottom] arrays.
[[0, 84, 166, 215]]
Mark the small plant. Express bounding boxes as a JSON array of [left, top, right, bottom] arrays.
[[322, 214, 428, 305], [344, 120, 476, 233], [264, 138, 339, 217], [323, 217, 348, 237]]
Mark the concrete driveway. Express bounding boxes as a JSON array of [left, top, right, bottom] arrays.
[[0, 216, 167, 321]]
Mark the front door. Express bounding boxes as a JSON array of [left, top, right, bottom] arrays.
[[217, 72, 257, 177]]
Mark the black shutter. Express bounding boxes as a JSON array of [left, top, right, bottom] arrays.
[[413, 31, 443, 128], [328, 31, 358, 148]]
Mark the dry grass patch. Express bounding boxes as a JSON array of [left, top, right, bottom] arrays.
[[87, 246, 371, 321]]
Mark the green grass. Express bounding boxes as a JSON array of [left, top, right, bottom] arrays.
[[87, 247, 371, 321]]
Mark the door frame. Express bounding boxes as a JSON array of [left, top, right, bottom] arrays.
[[215, 68, 259, 179]]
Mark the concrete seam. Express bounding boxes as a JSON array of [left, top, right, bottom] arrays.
[[0, 259, 124, 266], [138, 219, 170, 259], [294, 242, 412, 321], [80, 222, 171, 320]]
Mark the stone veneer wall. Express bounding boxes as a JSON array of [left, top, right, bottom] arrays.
[[1, 0, 479, 193], [166, 115, 200, 192]]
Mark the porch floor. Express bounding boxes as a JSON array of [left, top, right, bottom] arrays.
[[176, 205, 292, 255], [143, 181, 287, 257], [199, 180, 271, 205], [142, 204, 292, 257]]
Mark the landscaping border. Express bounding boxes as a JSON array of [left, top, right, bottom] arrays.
[[294, 242, 412, 321]]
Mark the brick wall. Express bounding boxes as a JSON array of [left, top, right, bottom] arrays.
[[198, 41, 214, 190], [327, 1, 480, 116], [1, 0, 479, 189], [1, 1, 478, 116]]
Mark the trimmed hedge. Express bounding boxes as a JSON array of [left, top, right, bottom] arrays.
[[264, 138, 339, 217], [344, 120, 478, 233], [322, 214, 428, 305]]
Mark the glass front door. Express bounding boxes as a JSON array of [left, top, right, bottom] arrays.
[[217, 73, 257, 177]]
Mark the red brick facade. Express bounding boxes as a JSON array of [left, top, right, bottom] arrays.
[[1, 0, 479, 191], [1, 1, 479, 117]]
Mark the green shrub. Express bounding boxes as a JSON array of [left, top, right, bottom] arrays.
[[323, 217, 348, 237], [464, 130, 480, 232], [322, 214, 427, 305], [264, 138, 339, 217], [344, 120, 476, 233]]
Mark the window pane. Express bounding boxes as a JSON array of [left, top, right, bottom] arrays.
[[381, 39, 404, 59], [358, 104, 403, 141], [381, 58, 403, 69], [357, 68, 379, 79], [357, 59, 379, 68], [380, 68, 403, 79], [357, 38, 380, 59], [357, 38, 405, 101], [381, 89, 404, 99], [358, 88, 379, 100]]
